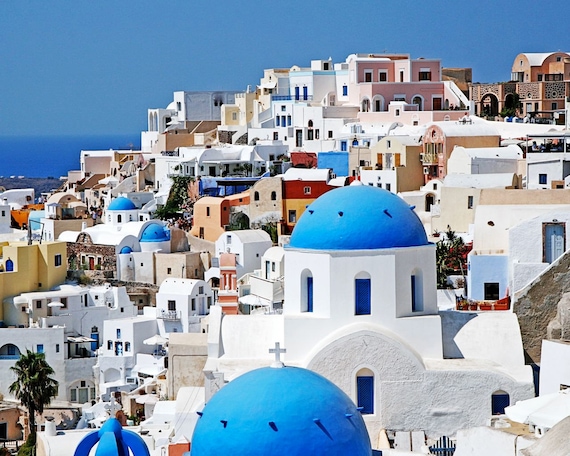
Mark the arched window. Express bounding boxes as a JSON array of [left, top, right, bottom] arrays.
[[254, 191, 260, 201], [492, 390, 510, 415], [355, 272, 371, 315], [361, 98, 370, 113], [372, 95, 385, 112], [301, 269, 314, 312], [412, 95, 423, 111], [307, 120, 314, 140], [270, 191, 277, 201], [356, 368, 374, 414], [411, 269, 424, 312]]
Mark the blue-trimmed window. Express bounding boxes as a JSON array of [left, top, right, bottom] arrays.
[[294, 86, 300, 101], [340, 141, 347, 152], [306, 276, 313, 312], [357, 376, 374, 414], [276, 116, 280, 127], [492, 391, 510, 415], [355, 278, 371, 315], [303, 86, 308, 100], [342, 85, 348, 96]]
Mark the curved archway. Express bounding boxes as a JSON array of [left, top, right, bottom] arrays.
[[480, 93, 499, 117], [372, 95, 385, 112], [0, 343, 20, 358], [361, 98, 370, 113], [230, 211, 250, 230], [412, 95, 424, 111]]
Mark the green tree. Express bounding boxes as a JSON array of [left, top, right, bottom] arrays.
[[10, 350, 59, 436], [435, 226, 470, 289]]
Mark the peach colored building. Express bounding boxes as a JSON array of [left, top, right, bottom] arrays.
[[190, 197, 230, 242], [217, 252, 238, 315], [421, 121, 500, 183], [471, 52, 570, 123]]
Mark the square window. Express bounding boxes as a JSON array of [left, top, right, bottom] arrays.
[[55, 254, 62, 267], [168, 300, 176, 311], [539, 174, 547, 185], [484, 283, 500, 301], [288, 210, 297, 223], [281, 105, 286, 112], [37, 344, 44, 354], [364, 71, 372, 82], [379, 71, 387, 82], [304, 186, 311, 195]]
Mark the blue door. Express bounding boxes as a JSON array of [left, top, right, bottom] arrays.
[[303, 86, 308, 100], [294, 87, 300, 101], [357, 376, 374, 414], [545, 223, 564, 263]]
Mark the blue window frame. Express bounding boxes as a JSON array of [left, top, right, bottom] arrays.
[[276, 116, 280, 127], [357, 376, 374, 414], [355, 278, 371, 315], [411, 276, 420, 312], [294, 86, 300, 101], [492, 393, 510, 415], [37, 344, 44, 354], [340, 141, 347, 152], [539, 174, 547, 185], [287, 115, 292, 126], [342, 85, 348, 96], [303, 86, 308, 100], [306, 276, 313, 312]]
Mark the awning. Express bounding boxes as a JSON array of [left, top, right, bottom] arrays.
[[67, 336, 96, 343], [239, 294, 272, 307], [257, 81, 277, 89], [134, 364, 167, 377], [143, 334, 168, 346], [135, 394, 159, 405]]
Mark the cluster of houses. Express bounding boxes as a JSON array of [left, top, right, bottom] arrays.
[[1, 51, 570, 455]]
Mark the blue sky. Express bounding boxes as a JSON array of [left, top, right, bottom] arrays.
[[1, 0, 569, 137]]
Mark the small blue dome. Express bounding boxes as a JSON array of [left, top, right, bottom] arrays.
[[289, 185, 428, 250], [120, 246, 133, 254], [140, 224, 170, 242], [191, 366, 371, 455], [107, 197, 137, 211]]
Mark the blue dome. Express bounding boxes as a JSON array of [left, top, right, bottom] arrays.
[[289, 184, 428, 250], [107, 197, 137, 211], [120, 246, 133, 254], [191, 366, 371, 456], [140, 224, 170, 242]]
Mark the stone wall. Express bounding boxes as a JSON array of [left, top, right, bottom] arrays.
[[513, 250, 570, 363]]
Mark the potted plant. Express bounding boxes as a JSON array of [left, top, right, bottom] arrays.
[[432, 229, 441, 238], [479, 301, 492, 311]]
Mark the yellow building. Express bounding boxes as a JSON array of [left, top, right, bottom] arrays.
[[0, 241, 67, 321]]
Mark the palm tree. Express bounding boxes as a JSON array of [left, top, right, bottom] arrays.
[[9, 350, 59, 436]]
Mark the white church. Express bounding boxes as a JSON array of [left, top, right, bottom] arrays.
[[204, 182, 535, 441]]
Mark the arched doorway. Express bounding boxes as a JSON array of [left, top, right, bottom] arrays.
[[480, 93, 499, 117]]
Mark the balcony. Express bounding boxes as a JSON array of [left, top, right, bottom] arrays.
[[271, 95, 313, 102], [158, 309, 180, 321]]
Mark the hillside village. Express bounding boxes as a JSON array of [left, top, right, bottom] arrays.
[[2, 51, 570, 455]]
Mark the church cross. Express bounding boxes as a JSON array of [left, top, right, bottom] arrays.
[[269, 342, 286, 368]]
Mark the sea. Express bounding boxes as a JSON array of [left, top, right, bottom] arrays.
[[0, 134, 141, 178]]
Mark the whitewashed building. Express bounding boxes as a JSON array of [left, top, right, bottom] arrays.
[[203, 183, 534, 440]]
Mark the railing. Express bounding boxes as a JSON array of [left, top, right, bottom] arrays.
[[161, 150, 179, 157], [0, 355, 20, 360], [0, 439, 21, 452], [158, 309, 180, 321], [271, 95, 313, 101]]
